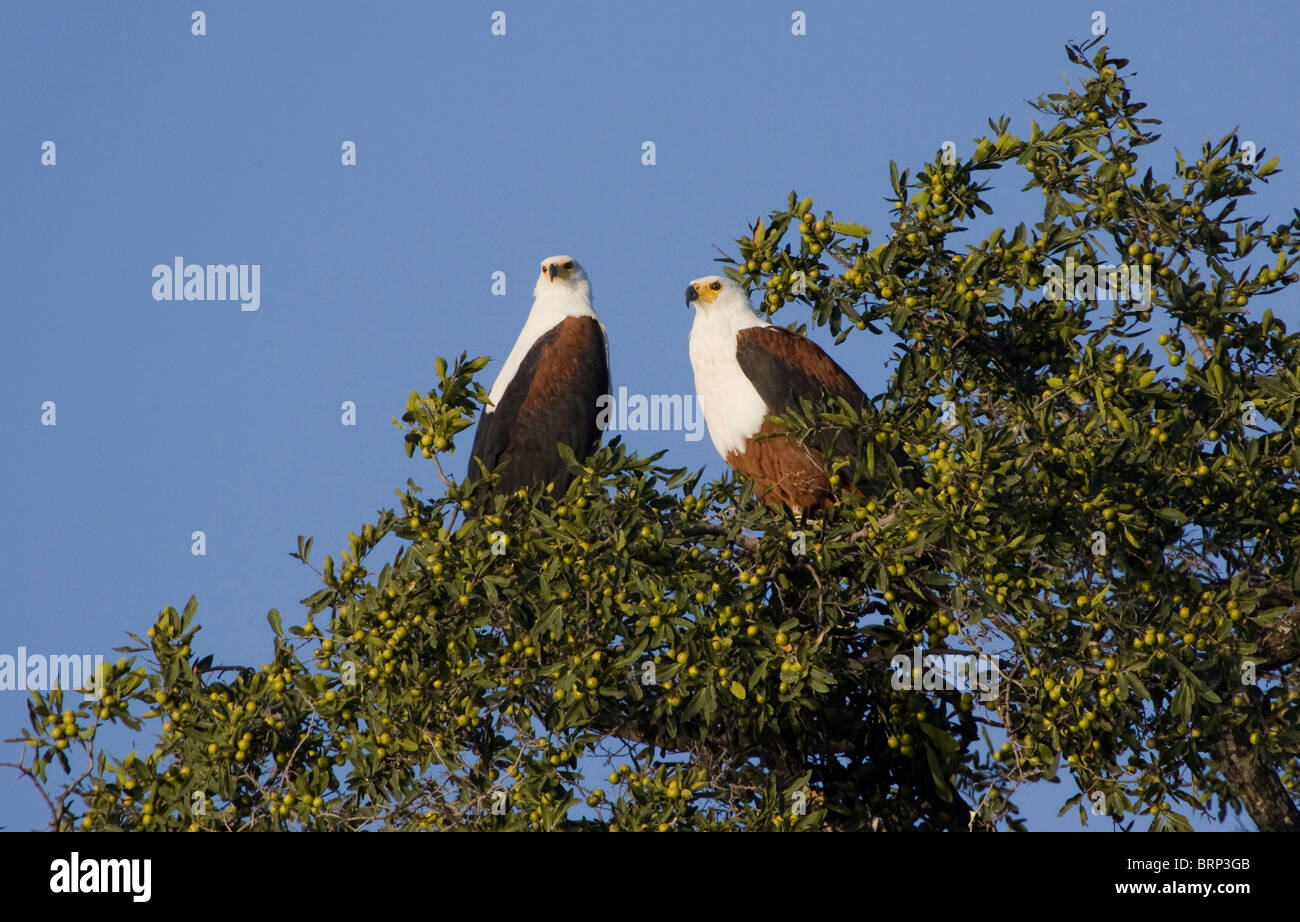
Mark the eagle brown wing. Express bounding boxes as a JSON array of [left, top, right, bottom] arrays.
[[468, 316, 609, 495], [736, 326, 866, 411], [737, 324, 869, 465]]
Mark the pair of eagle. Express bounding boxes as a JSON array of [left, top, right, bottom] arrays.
[[467, 255, 871, 512]]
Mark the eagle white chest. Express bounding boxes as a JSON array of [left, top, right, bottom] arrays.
[[487, 290, 602, 410], [688, 307, 771, 458]]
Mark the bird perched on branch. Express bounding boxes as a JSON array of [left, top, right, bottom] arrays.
[[467, 255, 610, 495], [686, 274, 874, 512]]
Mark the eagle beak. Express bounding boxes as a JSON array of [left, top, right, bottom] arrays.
[[548, 264, 560, 280], [685, 284, 699, 307]]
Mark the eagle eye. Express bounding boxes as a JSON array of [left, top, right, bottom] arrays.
[[564, 261, 574, 269], [710, 281, 721, 291]]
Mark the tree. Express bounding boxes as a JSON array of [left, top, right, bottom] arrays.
[[10, 39, 1299, 832]]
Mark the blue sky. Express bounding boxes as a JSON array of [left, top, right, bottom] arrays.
[[1, 0, 1295, 831]]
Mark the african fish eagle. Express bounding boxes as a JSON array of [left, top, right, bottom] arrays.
[[467, 255, 610, 495], [687, 275, 867, 511]]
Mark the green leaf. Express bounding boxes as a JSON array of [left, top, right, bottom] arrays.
[[830, 222, 871, 238], [729, 681, 747, 700], [920, 722, 959, 755], [924, 744, 953, 802], [1172, 682, 1192, 723]]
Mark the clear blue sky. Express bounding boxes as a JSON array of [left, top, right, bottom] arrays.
[[2, 0, 1295, 831]]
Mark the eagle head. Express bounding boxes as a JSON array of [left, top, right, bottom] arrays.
[[685, 275, 736, 308], [537, 255, 589, 294]]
